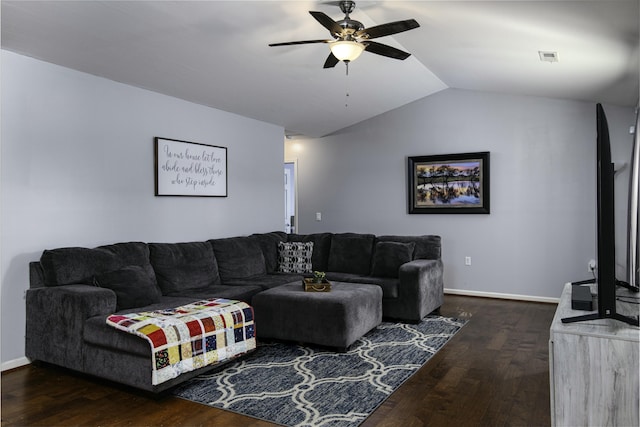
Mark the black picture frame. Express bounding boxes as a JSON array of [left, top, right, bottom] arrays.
[[408, 151, 490, 214], [154, 137, 227, 197]]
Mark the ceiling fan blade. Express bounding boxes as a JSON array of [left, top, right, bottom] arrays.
[[269, 39, 330, 47], [309, 11, 344, 36], [364, 41, 411, 60], [356, 19, 419, 39], [323, 53, 340, 68]]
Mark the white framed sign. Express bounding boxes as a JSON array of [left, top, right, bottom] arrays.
[[154, 137, 227, 197]]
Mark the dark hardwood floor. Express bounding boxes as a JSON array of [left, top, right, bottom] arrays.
[[2, 295, 557, 427]]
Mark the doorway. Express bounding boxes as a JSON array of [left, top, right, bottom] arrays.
[[284, 161, 297, 233]]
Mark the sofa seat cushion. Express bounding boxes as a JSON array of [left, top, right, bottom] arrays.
[[325, 272, 399, 299], [370, 241, 415, 278], [223, 273, 304, 290], [149, 241, 221, 294], [83, 297, 201, 357], [165, 285, 263, 304], [40, 242, 154, 287], [210, 237, 267, 281], [93, 266, 163, 311], [287, 233, 332, 271], [327, 233, 375, 275]]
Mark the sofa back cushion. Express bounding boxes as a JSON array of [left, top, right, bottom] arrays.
[[40, 242, 155, 287], [287, 233, 332, 271], [210, 236, 267, 281], [148, 241, 221, 294], [93, 265, 162, 310], [250, 232, 287, 273], [376, 235, 441, 260], [327, 233, 375, 275], [370, 241, 415, 278]]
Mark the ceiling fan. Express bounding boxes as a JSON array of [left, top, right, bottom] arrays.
[[268, 0, 420, 69]]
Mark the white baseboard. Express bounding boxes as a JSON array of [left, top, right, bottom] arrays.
[[1, 357, 30, 372], [444, 288, 559, 304]]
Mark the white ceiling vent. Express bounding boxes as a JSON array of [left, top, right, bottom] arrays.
[[539, 51, 559, 62]]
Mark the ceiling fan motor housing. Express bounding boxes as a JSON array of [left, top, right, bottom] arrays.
[[337, 19, 364, 39], [339, 1, 356, 16], [335, 1, 362, 39]]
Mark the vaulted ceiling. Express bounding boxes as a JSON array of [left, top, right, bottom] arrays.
[[2, 1, 638, 137]]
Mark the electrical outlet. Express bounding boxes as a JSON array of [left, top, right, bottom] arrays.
[[465, 256, 472, 266], [588, 259, 596, 272]]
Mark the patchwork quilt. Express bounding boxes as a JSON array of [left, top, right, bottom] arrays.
[[106, 298, 255, 386]]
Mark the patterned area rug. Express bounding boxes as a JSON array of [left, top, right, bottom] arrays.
[[172, 315, 467, 427]]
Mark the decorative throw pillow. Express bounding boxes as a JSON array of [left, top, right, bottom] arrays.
[[370, 241, 416, 278], [277, 241, 314, 273], [93, 265, 162, 311]]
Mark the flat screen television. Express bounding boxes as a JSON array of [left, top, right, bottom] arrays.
[[562, 103, 639, 326]]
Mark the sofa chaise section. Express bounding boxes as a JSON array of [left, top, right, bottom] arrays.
[[26, 241, 258, 392]]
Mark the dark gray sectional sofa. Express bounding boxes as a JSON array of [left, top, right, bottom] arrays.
[[26, 231, 443, 392]]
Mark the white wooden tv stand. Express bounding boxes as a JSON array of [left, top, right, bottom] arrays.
[[549, 282, 639, 426]]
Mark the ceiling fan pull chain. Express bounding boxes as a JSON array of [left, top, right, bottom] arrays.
[[345, 63, 350, 108]]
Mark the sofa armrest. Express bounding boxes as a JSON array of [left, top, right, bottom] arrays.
[[26, 284, 117, 370], [29, 262, 46, 288], [395, 259, 444, 321]]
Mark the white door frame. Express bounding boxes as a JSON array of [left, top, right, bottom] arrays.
[[284, 158, 298, 234]]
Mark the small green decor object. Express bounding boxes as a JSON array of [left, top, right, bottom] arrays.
[[312, 271, 326, 283]]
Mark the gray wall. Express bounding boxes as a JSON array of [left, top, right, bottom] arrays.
[[286, 89, 636, 300], [1, 50, 285, 367]]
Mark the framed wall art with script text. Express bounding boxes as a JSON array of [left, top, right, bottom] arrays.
[[154, 137, 227, 197]]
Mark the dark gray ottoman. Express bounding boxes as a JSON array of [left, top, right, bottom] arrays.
[[252, 281, 383, 350]]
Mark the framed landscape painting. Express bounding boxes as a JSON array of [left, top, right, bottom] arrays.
[[408, 151, 490, 214]]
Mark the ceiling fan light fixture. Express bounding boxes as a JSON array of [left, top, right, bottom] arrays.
[[330, 40, 365, 62]]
